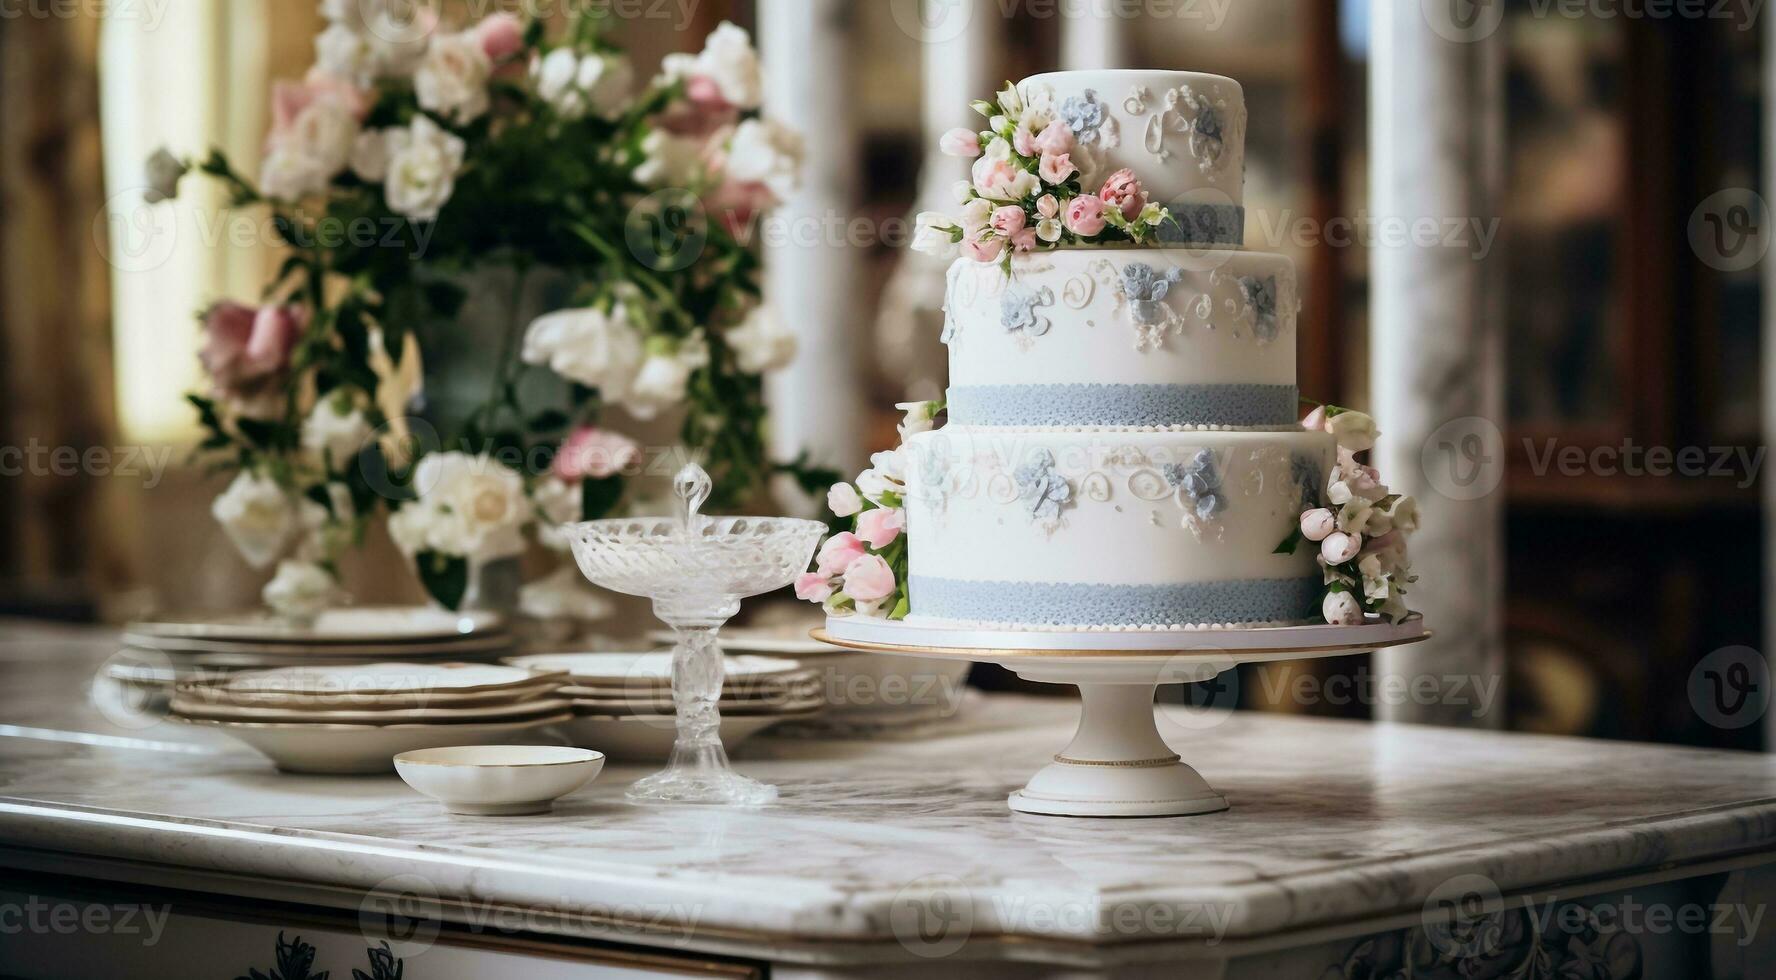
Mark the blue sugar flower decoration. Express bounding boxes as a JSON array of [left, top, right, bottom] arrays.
[[1163, 448, 1225, 521], [1060, 89, 1110, 146], [1121, 263, 1184, 326], [1239, 274, 1279, 342], [1014, 449, 1073, 522], [1000, 284, 1054, 338]]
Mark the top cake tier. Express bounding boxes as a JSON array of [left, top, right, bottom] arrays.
[[1017, 70, 1246, 246]]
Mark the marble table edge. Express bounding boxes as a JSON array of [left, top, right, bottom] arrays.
[[5, 793, 1776, 948]]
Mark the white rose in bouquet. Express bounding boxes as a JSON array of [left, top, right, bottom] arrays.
[[416, 32, 491, 123], [521, 305, 646, 399], [260, 97, 360, 201], [383, 115, 466, 221], [387, 452, 528, 563], [912, 211, 960, 258], [534, 49, 582, 113], [580, 54, 634, 120], [722, 118, 804, 200], [262, 560, 339, 621], [684, 21, 761, 110], [301, 399, 373, 471], [724, 305, 796, 373], [212, 471, 298, 569], [634, 130, 706, 188], [623, 333, 709, 420], [350, 129, 391, 181], [315, 21, 376, 86]]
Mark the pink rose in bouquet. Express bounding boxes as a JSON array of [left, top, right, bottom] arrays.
[[1099, 168, 1147, 222], [1064, 194, 1108, 236], [553, 426, 640, 482]]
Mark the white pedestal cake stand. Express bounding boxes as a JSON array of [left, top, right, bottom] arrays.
[[813, 616, 1431, 818]]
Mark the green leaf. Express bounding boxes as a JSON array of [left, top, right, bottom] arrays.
[[415, 550, 469, 610], [580, 474, 624, 521], [1273, 527, 1303, 555], [527, 409, 570, 433], [889, 594, 910, 621]]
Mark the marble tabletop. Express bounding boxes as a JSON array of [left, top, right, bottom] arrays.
[[3, 619, 1776, 965]]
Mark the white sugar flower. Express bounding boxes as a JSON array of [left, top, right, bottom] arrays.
[[534, 48, 583, 113], [387, 452, 528, 563], [315, 21, 376, 86], [1337, 498, 1375, 535], [722, 118, 804, 200], [951, 180, 975, 205], [895, 401, 941, 440], [724, 305, 796, 373], [383, 115, 465, 221], [262, 560, 339, 622], [1327, 410, 1379, 452], [634, 130, 706, 188], [212, 471, 298, 570], [521, 304, 646, 399], [1384, 494, 1420, 533], [912, 211, 960, 258], [1323, 590, 1363, 626], [996, 82, 1023, 117], [622, 333, 709, 420], [301, 398, 373, 471], [856, 448, 907, 504], [416, 32, 492, 124]]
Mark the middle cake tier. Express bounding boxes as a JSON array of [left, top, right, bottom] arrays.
[[943, 248, 1299, 429]]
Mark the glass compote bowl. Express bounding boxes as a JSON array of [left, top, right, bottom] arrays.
[[566, 461, 826, 806]]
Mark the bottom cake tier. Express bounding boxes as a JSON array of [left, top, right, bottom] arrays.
[[902, 425, 1336, 629]]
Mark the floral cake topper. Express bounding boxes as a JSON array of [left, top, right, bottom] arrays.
[[912, 81, 1176, 271]]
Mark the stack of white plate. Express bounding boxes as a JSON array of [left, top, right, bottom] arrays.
[[108, 607, 514, 702], [503, 652, 823, 760], [171, 662, 571, 774], [650, 623, 973, 730]]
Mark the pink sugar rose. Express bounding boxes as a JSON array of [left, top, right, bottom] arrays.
[[1301, 405, 1328, 431], [1034, 121, 1075, 156], [1009, 227, 1038, 253], [553, 426, 640, 482], [1063, 194, 1108, 236], [1035, 194, 1060, 219], [989, 205, 1026, 236], [1013, 124, 1039, 158], [1099, 168, 1147, 222], [1039, 151, 1076, 185], [939, 127, 982, 158], [843, 553, 897, 602], [795, 571, 834, 603], [963, 233, 1006, 263], [473, 12, 524, 62], [816, 532, 868, 577], [855, 507, 905, 548]]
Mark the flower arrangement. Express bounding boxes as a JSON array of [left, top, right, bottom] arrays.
[[1274, 406, 1420, 624], [794, 401, 942, 620], [910, 82, 1174, 271], [150, 8, 829, 614]]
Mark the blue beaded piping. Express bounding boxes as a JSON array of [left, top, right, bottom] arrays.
[[910, 575, 1321, 627], [947, 383, 1298, 428]]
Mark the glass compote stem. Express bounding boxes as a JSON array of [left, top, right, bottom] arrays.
[[568, 462, 824, 807]]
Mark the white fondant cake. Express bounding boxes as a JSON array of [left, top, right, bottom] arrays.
[[904, 68, 1333, 630]]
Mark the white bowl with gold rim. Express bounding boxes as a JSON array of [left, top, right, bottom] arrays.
[[394, 745, 604, 815]]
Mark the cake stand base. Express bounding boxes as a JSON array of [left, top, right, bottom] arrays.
[[814, 616, 1431, 818]]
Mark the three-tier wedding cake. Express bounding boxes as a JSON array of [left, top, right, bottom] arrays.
[[803, 68, 1418, 632], [903, 70, 1335, 630]]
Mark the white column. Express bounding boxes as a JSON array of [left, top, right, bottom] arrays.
[[874, 0, 997, 399], [759, 0, 866, 490], [1369, 1, 1506, 726], [1059, 2, 1122, 70]]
